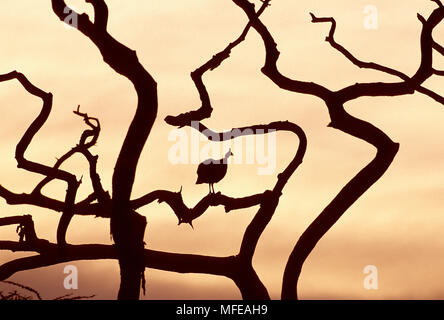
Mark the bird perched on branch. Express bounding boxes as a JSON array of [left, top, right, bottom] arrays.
[[196, 149, 233, 193]]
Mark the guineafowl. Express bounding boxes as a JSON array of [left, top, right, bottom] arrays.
[[196, 149, 233, 193]]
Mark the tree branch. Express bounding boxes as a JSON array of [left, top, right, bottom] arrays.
[[85, 0, 109, 31], [309, 12, 444, 105], [0, 71, 80, 246], [310, 13, 407, 79], [132, 189, 267, 227], [0, 185, 111, 218], [432, 0, 443, 8], [0, 213, 249, 297], [336, 5, 444, 102], [0, 239, 236, 291], [1, 281, 42, 300], [31, 106, 110, 206], [231, 0, 404, 300], [52, 0, 158, 299], [231, 0, 331, 100], [0, 215, 37, 244], [165, 0, 271, 127]]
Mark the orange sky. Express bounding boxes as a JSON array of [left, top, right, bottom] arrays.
[[1, 0, 444, 299]]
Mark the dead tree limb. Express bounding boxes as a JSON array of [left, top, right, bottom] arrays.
[[0, 72, 80, 247], [231, 0, 444, 299], [52, 0, 158, 299], [165, 0, 270, 127]]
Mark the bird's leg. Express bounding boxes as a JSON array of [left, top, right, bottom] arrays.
[[211, 184, 214, 194], [209, 184, 212, 194]]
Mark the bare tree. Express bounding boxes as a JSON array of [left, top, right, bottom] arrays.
[[0, 0, 443, 300]]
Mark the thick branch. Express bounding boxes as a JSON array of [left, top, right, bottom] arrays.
[[432, 0, 444, 8], [433, 40, 444, 56], [0, 241, 236, 290], [52, 0, 158, 300], [85, 0, 109, 31], [0, 213, 249, 296]]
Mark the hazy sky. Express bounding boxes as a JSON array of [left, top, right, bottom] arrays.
[[1, 0, 444, 299]]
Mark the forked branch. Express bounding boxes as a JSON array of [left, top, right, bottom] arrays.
[[165, 0, 271, 127], [0, 72, 79, 246]]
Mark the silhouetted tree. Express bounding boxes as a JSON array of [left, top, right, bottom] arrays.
[[232, 0, 444, 299], [0, 0, 443, 300]]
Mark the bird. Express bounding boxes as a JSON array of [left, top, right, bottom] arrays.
[[196, 149, 233, 193]]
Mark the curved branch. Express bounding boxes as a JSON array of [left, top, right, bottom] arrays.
[[336, 5, 444, 102], [165, 0, 270, 127], [73, 105, 101, 149], [32, 106, 109, 206], [0, 71, 79, 246], [85, 0, 108, 31], [231, 0, 331, 101], [432, 0, 443, 8], [198, 119, 307, 298], [309, 13, 444, 105], [237, 121, 306, 261], [282, 120, 398, 299], [310, 13, 407, 79]]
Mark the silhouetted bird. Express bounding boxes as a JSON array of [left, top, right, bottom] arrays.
[[196, 149, 233, 193]]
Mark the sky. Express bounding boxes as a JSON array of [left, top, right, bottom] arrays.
[[0, 0, 444, 299]]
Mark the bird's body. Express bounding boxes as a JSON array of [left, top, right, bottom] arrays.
[[196, 160, 228, 184], [196, 150, 233, 193]]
